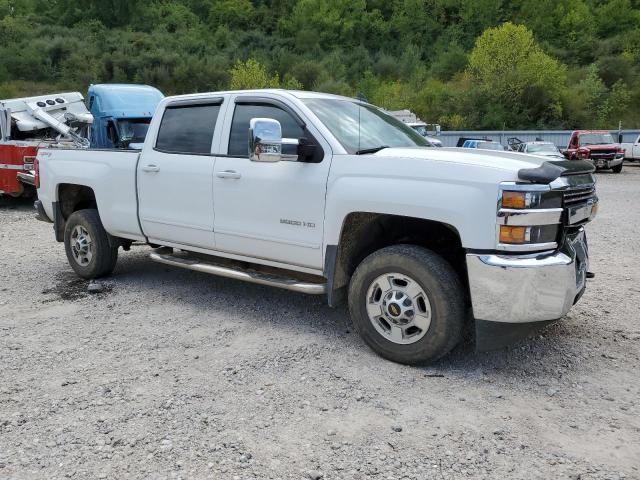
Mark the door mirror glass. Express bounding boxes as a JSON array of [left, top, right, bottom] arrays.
[[249, 118, 282, 162]]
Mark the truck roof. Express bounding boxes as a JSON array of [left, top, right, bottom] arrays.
[[88, 84, 164, 118], [159, 89, 358, 104], [573, 130, 611, 135]]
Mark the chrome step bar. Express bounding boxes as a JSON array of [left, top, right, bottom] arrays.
[[149, 250, 326, 295]]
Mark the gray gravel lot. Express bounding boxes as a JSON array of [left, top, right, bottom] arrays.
[[1, 166, 639, 480]]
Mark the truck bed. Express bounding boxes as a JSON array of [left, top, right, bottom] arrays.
[[37, 148, 145, 241]]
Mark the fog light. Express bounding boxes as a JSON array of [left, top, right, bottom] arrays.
[[499, 225, 530, 244]]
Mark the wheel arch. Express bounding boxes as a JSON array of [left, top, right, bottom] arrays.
[[53, 183, 98, 242], [325, 212, 468, 307]]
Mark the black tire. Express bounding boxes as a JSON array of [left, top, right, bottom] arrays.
[[64, 209, 118, 279], [348, 244, 465, 364], [612, 163, 623, 173]]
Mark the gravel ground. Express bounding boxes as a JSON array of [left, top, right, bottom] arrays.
[[1, 166, 639, 480]]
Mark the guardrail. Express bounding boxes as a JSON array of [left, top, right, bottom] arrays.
[[437, 129, 640, 148]]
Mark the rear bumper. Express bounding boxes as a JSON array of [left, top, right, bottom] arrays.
[[16, 171, 35, 186], [466, 228, 588, 324]]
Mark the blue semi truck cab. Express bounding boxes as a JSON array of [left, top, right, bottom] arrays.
[[87, 84, 164, 149]]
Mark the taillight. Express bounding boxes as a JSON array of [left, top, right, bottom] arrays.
[[34, 157, 40, 189], [22, 155, 36, 171]]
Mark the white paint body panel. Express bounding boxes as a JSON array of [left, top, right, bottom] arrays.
[[37, 89, 551, 273], [37, 149, 144, 241], [620, 135, 640, 160]]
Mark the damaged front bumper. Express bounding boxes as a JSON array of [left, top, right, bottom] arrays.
[[466, 228, 589, 351], [592, 156, 623, 169]]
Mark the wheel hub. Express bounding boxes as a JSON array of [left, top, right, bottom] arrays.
[[382, 291, 414, 324], [365, 273, 432, 345], [70, 225, 93, 266]]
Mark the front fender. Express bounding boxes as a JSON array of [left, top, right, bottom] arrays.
[[323, 174, 499, 251]]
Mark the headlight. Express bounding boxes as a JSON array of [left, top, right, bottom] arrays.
[[500, 189, 562, 209], [497, 184, 563, 252]]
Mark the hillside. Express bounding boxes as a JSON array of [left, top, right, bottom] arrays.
[[1, 0, 639, 129]]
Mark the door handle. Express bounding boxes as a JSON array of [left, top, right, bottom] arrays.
[[141, 164, 160, 173], [216, 170, 241, 180]]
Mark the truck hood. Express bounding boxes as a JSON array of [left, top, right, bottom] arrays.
[[374, 146, 547, 172]]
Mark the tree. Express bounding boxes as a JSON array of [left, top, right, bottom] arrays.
[[468, 22, 567, 126], [208, 0, 255, 29], [229, 59, 302, 90], [229, 59, 279, 90]]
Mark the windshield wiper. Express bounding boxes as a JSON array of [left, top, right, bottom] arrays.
[[355, 145, 389, 155]]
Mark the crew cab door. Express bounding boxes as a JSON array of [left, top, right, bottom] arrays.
[[212, 95, 331, 269], [137, 97, 225, 249]]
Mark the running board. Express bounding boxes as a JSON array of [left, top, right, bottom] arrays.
[[149, 250, 326, 295]]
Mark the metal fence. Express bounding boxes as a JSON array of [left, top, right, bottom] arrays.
[[437, 129, 640, 148]]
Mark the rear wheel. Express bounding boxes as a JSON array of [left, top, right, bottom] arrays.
[[612, 163, 623, 173], [64, 209, 118, 279], [348, 245, 465, 364]]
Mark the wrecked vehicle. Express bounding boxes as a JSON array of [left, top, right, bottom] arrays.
[[563, 130, 625, 173], [0, 92, 91, 197]]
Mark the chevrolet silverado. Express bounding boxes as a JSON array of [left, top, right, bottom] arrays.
[[34, 89, 599, 364]]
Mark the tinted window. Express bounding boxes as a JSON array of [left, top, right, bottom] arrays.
[[228, 104, 304, 157], [156, 104, 220, 154]]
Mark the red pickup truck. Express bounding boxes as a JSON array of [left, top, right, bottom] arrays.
[[563, 130, 625, 173]]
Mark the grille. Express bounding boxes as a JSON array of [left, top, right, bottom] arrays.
[[563, 186, 596, 207], [590, 151, 617, 159]]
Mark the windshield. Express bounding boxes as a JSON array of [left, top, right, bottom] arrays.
[[411, 125, 428, 136], [302, 98, 430, 153], [527, 143, 558, 153], [477, 142, 505, 151], [579, 133, 614, 145], [116, 118, 151, 144]]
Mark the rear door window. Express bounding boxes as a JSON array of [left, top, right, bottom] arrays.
[[156, 103, 221, 155]]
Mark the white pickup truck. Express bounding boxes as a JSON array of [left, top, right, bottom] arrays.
[[34, 89, 599, 364], [620, 134, 640, 161]]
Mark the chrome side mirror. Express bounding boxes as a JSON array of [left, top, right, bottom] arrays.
[[249, 118, 282, 162]]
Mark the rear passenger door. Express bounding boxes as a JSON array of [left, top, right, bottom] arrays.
[[137, 97, 225, 249]]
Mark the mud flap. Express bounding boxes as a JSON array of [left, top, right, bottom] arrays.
[[475, 319, 556, 352], [52, 201, 65, 242]]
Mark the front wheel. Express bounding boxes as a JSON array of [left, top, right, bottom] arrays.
[[612, 163, 623, 173], [64, 209, 118, 279], [348, 245, 465, 364]]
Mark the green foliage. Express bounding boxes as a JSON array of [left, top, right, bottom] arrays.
[[229, 58, 303, 90], [0, 0, 638, 129], [229, 59, 279, 90], [468, 22, 566, 127]]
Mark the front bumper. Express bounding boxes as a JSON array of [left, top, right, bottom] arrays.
[[592, 157, 623, 169], [466, 227, 588, 324]]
